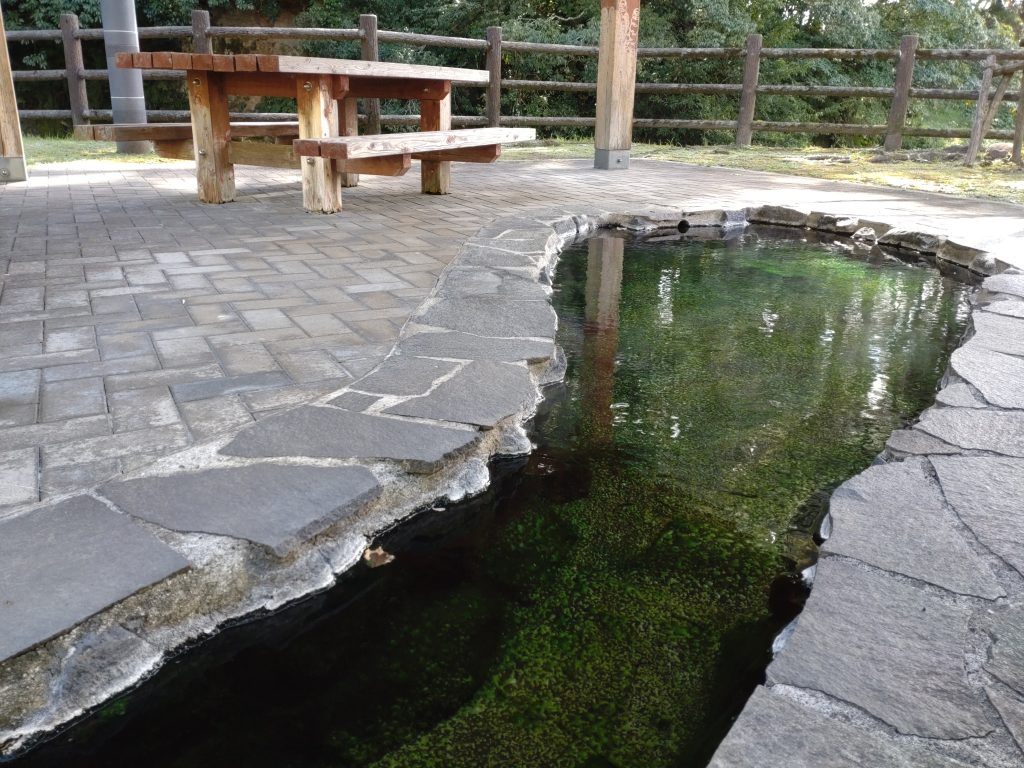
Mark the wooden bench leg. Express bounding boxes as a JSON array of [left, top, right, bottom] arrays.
[[296, 74, 343, 213], [420, 94, 451, 194], [187, 70, 235, 203], [340, 97, 359, 189]]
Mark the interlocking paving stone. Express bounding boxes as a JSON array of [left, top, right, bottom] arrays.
[[986, 686, 1024, 755], [221, 405, 480, 473], [415, 297, 557, 339], [169, 371, 292, 402], [0, 370, 40, 406], [0, 495, 189, 662], [399, 331, 555, 363], [100, 464, 380, 558], [915, 408, 1024, 456], [986, 605, 1024, 697], [349, 356, 459, 397], [824, 458, 1002, 598], [0, 448, 38, 507], [931, 456, 1024, 577], [709, 687, 972, 768], [383, 361, 537, 428], [767, 557, 994, 739]]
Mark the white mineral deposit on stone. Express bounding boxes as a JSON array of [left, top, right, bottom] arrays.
[[772, 618, 799, 656], [819, 512, 832, 540], [802, 564, 817, 586]]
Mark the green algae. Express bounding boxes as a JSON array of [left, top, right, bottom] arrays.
[[15, 231, 967, 768]]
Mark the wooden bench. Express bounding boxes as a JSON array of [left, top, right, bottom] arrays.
[[292, 127, 536, 192], [74, 122, 301, 163]]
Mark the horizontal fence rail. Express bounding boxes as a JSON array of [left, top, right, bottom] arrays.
[[5, 11, 1024, 157]]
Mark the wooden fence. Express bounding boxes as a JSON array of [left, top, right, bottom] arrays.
[[5, 11, 1024, 153]]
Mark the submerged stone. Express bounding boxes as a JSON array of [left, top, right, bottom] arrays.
[[824, 458, 1002, 598], [101, 464, 381, 558], [221, 406, 480, 473], [767, 557, 994, 739], [0, 495, 189, 662], [931, 456, 1024, 577]]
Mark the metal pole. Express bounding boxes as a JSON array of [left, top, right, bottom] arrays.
[[100, 0, 149, 153]]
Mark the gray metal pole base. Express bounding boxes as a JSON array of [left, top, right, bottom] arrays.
[[594, 149, 631, 170], [0, 157, 27, 183]]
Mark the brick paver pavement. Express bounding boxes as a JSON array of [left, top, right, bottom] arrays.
[[2, 157, 1022, 512]]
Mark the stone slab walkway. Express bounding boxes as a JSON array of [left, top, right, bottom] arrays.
[[2, 158, 1024, 761]]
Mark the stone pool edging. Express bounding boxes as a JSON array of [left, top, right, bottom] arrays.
[[0, 204, 1021, 763]]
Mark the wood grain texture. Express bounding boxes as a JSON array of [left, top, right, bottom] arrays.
[[0, 8, 26, 166], [295, 74, 343, 213], [346, 77, 450, 100], [340, 98, 360, 188], [421, 95, 453, 193], [735, 33, 762, 146], [884, 35, 920, 151], [359, 14, 382, 135], [412, 145, 501, 162], [257, 54, 489, 84], [594, 0, 640, 152], [294, 127, 534, 160], [78, 122, 301, 142], [186, 70, 235, 203], [965, 57, 996, 166]]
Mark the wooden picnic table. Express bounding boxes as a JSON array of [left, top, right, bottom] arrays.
[[114, 52, 535, 212]]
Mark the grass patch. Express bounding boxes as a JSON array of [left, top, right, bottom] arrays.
[[21, 136, 1024, 205]]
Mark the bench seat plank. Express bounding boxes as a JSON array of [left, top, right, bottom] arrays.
[[294, 127, 535, 160], [75, 122, 301, 142]]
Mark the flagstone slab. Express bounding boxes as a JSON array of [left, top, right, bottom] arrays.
[[983, 273, 1024, 299], [0, 495, 189, 662], [824, 458, 1002, 598], [415, 297, 557, 339], [767, 557, 993, 739], [220, 406, 480, 474], [916, 408, 1024, 457], [710, 687, 973, 768], [986, 686, 1024, 755], [985, 605, 1024, 697], [349, 356, 459, 397], [101, 464, 380, 557], [399, 331, 554, 363], [383, 361, 537, 428], [970, 312, 1024, 357], [931, 456, 1024, 577], [949, 342, 1024, 409]]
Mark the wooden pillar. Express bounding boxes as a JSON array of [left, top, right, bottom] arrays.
[[60, 13, 90, 126], [191, 10, 212, 55], [420, 94, 451, 194], [0, 6, 26, 183], [296, 75, 342, 212], [340, 97, 359, 188], [965, 56, 996, 166], [594, 0, 640, 170], [1012, 70, 1024, 166], [486, 26, 502, 127], [187, 70, 235, 203], [360, 14, 381, 135], [735, 33, 762, 147], [883, 34, 919, 151]]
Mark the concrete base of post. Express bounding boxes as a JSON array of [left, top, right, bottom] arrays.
[[594, 149, 630, 170], [0, 157, 27, 183]]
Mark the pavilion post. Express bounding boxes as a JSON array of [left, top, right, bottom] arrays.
[[594, 0, 640, 170], [100, 0, 149, 153], [0, 6, 27, 182]]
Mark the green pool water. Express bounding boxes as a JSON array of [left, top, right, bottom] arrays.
[[15, 230, 968, 768]]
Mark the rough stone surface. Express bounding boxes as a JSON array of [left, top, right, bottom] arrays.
[[350, 356, 458, 397], [745, 205, 809, 227], [101, 464, 380, 558], [679, 208, 745, 228], [935, 382, 988, 409], [916, 408, 1024, 456], [878, 228, 946, 254], [221, 405, 480, 473], [986, 686, 1024, 755], [931, 456, 1024, 577], [328, 391, 380, 412], [970, 311, 1024, 357], [399, 331, 555, 363], [983, 299, 1024, 319], [767, 557, 994, 739], [949, 342, 1024, 409], [807, 212, 860, 234], [710, 687, 973, 768], [0, 495, 189, 662], [984, 273, 1024, 299], [438, 267, 550, 301], [414, 297, 557, 339], [0, 448, 38, 507], [986, 605, 1024, 697], [885, 428, 962, 456], [937, 240, 986, 268], [824, 458, 1002, 598], [384, 361, 537, 428]]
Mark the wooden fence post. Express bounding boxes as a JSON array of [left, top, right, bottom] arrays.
[[1012, 70, 1024, 166], [191, 10, 212, 54], [486, 26, 502, 127], [59, 13, 89, 125], [735, 32, 762, 146], [0, 6, 26, 182], [965, 56, 996, 166], [360, 14, 381, 134], [883, 34, 918, 151]]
